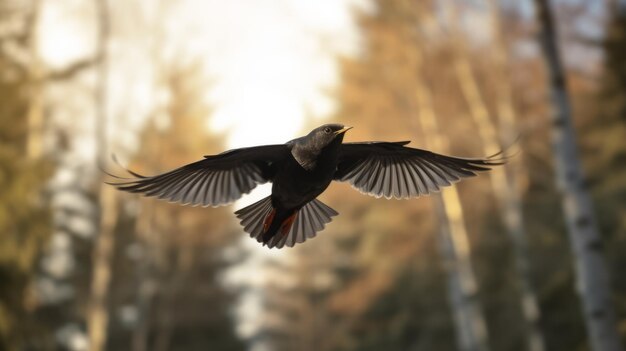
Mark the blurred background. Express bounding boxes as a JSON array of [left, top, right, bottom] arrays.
[[1, 0, 625, 350]]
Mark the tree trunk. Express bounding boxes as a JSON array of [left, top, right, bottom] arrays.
[[533, 1, 623, 351], [455, 57, 546, 351], [26, 0, 44, 160], [88, 186, 117, 351], [87, 0, 114, 350], [484, 2, 546, 350], [411, 47, 490, 351], [445, 2, 546, 350], [131, 202, 157, 351]]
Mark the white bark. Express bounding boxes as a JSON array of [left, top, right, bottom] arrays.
[[445, 2, 547, 349], [131, 201, 158, 351], [455, 56, 545, 351], [411, 47, 490, 351], [533, 1, 623, 351]]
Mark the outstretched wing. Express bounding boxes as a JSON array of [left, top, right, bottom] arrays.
[[335, 142, 504, 199], [106, 145, 288, 207]]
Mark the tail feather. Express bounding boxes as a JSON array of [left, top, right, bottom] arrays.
[[234, 196, 338, 249], [235, 196, 273, 237], [268, 198, 338, 249]]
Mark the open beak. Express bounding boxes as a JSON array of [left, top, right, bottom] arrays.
[[334, 126, 353, 135]]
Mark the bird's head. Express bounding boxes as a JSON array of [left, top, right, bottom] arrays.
[[305, 124, 352, 149], [288, 124, 352, 170]]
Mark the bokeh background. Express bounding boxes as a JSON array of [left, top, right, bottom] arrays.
[[1, 0, 625, 350]]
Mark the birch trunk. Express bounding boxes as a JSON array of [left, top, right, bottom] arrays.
[[131, 202, 157, 351], [444, 2, 546, 350], [533, 1, 623, 351], [87, 0, 114, 350], [27, 1, 85, 348], [411, 47, 490, 351], [455, 57, 545, 351]]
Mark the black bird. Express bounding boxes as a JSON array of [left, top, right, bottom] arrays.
[[107, 124, 504, 249]]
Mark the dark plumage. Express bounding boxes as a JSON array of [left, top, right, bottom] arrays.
[[106, 124, 504, 249]]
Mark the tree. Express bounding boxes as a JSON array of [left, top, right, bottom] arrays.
[[87, 0, 115, 349], [444, 1, 546, 350], [322, 1, 492, 350], [103, 62, 245, 351], [0, 21, 52, 351], [585, 0, 626, 344], [412, 43, 491, 351], [532, 1, 623, 350]]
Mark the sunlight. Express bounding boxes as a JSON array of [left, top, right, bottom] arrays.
[[6, 0, 621, 350], [35, 0, 363, 344], [163, 0, 364, 342], [172, 0, 363, 148], [38, 0, 96, 70]]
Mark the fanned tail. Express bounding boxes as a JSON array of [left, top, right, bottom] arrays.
[[235, 196, 274, 241], [234, 196, 338, 249]]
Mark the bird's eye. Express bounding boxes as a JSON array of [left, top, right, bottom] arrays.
[[324, 127, 332, 134]]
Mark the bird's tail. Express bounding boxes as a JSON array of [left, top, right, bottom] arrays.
[[234, 196, 338, 249]]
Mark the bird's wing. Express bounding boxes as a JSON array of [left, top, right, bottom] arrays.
[[334, 142, 504, 199], [106, 144, 288, 207]]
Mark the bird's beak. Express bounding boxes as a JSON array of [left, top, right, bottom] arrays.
[[334, 126, 353, 135]]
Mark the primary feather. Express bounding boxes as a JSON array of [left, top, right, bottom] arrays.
[[106, 124, 505, 248]]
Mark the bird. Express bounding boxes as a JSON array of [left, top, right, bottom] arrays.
[[106, 124, 504, 249]]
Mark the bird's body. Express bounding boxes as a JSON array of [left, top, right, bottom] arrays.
[[107, 124, 504, 248], [261, 126, 346, 243]]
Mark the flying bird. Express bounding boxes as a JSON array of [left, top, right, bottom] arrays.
[[106, 124, 504, 249]]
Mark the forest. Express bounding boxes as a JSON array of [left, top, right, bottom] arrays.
[[0, 0, 624, 350]]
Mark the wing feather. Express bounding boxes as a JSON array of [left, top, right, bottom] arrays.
[[336, 142, 504, 199], [106, 144, 288, 207]]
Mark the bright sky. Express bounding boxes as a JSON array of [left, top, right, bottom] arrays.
[[37, 0, 365, 165], [38, 0, 365, 344], [169, 1, 365, 342], [175, 0, 364, 148]]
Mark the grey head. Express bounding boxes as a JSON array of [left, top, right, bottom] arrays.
[[288, 124, 352, 170]]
